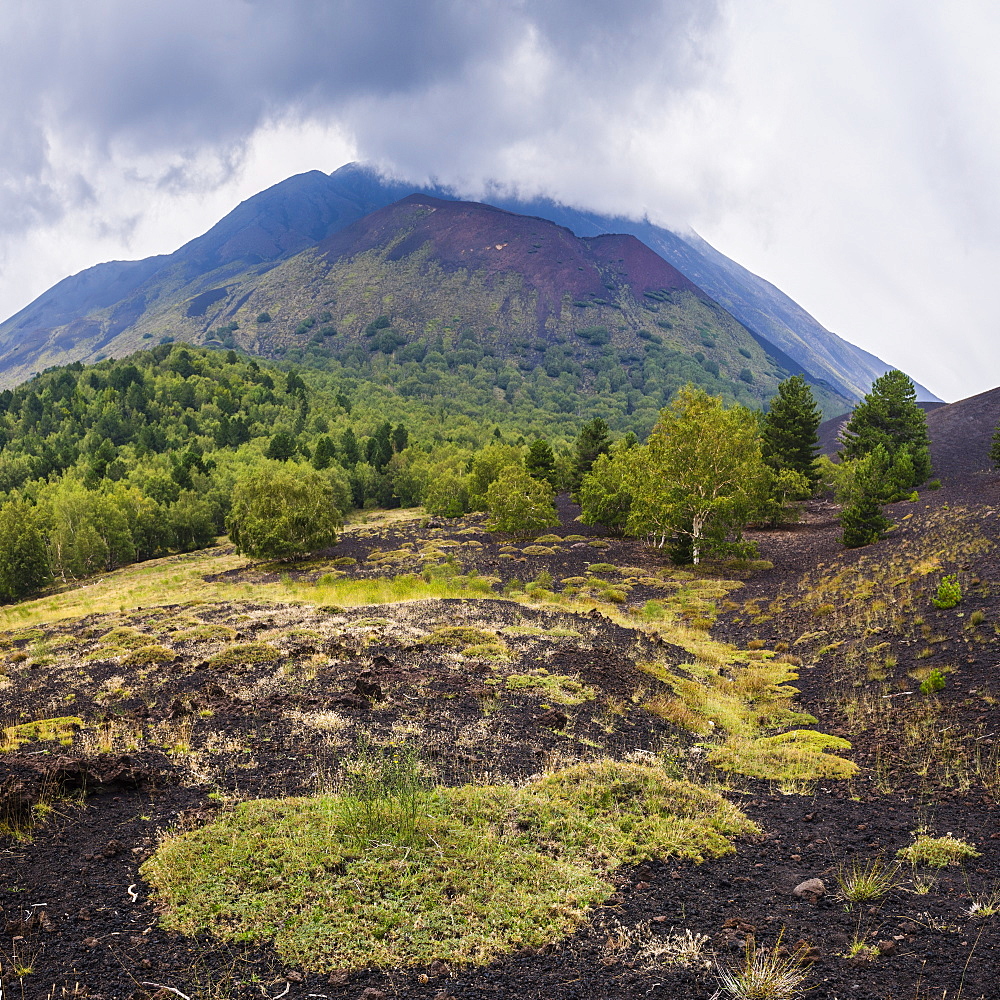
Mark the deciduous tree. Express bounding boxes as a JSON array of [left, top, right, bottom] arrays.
[[227, 462, 342, 560], [626, 385, 768, 564], [485, 467, 559, 535], [0, 498, 50, 602]]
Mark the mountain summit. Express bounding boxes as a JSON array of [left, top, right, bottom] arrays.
[[0, 163, 938, 407]]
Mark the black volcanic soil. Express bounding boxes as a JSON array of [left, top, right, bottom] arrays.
[[4, 485, 1000, 999]]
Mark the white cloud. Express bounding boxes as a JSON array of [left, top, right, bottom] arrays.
[[2, 0, 999, 400]]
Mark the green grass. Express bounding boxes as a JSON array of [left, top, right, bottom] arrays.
[[897, 834, 980, 867], [1, 716, 85, 750], [142, 760, 757, 971]]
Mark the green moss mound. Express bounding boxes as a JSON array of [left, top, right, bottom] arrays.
[[707, 730, 858, 782], [142, 761, 756, 971], [206, 642, 283, 669]]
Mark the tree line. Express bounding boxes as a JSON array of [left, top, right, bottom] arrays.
[[0, 342, 933, 603]]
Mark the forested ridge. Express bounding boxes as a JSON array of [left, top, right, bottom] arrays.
[[0, 335, 931, 604], [0, 341, 635, 599]]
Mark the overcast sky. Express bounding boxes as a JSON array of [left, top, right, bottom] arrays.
[[2, 0, 998, 401]]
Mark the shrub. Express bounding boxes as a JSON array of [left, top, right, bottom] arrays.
[[919, 668, 946, 695], [932, 574, 961, 609], [897, 834, 979, 867]]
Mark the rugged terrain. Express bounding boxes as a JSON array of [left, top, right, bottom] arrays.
[[3, 474, 1000, 999]]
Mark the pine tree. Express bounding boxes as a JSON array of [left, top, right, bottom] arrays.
[[839, 370, 931, 486], [525, 439, 558, 489], [572, 418, 611, 494], [312, 435, 336, 471], [989, 424, 1000, 468], [762, 376, 821, 488], [839, 445, 892, 548]]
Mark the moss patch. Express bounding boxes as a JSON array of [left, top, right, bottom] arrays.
[[2, 716, 84, 750], [142, 761, 756, 971]]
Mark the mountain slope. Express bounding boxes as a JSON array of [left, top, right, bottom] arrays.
[[0, 162, 935, 407], [108, 193, 849, 417]]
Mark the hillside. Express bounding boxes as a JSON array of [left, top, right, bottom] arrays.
[[7, 194, 851, 420], [0, 164, 937, 408], [2, 475, 999, 999]]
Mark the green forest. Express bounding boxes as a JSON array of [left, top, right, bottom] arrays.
[[0, 340, 930, 604]]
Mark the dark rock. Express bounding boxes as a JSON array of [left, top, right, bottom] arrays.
[[536, 708, 568, 729], [354, 671, 384, 701]]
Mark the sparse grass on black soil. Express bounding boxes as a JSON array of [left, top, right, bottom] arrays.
[[2, 487, 1000, 999]]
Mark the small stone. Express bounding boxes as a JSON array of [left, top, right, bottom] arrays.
[[792, 878, 826, 900], [84, 937, 99, 948], [359, 990, 384, 1000], [878, 939, 897, 955], [286, 971, 304, 982]]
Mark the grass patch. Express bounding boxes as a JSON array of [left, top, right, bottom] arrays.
[[142, 760, 756, 971], [99, 627, 156, 650], [461, 642, 511, 660], [897, 834, 980, 867], [835, 857, 903, 901], [422, 626, 501, 648], [505, 669, 596, 705], [1, 716, 84, 750], [207, 643, 283, 670], [171, 624, 238, 642], [123, 645, 175, 667], [500, 625, 582, 639]]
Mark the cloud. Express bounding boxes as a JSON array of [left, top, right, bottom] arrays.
[[1, 0, 998, 399]]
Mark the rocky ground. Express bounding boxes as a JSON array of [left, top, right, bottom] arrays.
[[2, 481, 1000, 1000]]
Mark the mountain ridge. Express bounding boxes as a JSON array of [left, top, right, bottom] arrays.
[[0, 162, 938, 406]]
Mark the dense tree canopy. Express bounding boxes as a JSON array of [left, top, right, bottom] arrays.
[[762, 375, 821, 487], [839, 370, 931, 486]]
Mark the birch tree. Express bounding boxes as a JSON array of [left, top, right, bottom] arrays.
[[626, 385, 767, 564]]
